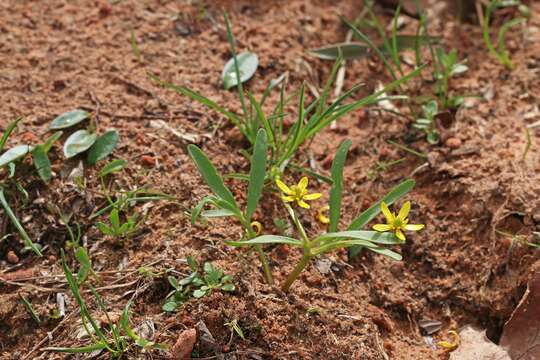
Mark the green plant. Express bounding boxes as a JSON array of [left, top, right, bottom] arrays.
[[225, 319, 245, 341], [44, 251, 163, 356], [413, 100, 440, 144], [96, 207, 141, 238], [188, 129, 273, 283], [49, 109, 119, 163], [151, 14, 423, 180], [228, 140, 422, 291], [482, 0, 527, 70], [433, 48, 468, 109], [163, 257, 235, 312]]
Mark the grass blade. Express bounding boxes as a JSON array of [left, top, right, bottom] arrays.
[[245, 129, 267, 221], [329, 140, 351, 232], [187, 145, 238, 209], [0, 188, 42, 256], [226, 235, 302, 247], [0, 117, 22, 152]]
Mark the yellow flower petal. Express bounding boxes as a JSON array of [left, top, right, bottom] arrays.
[[373, 224, 392, 232], [297, 200, 310, 209], [380, 202, 395, 223], [298, 177, 309, 192], [317, 206, 330, 224], [395, 228, 406, 241], [276, 179, 292, 194], [303, 192, 322, 200], [397, 201, 411, 221], [282, 195, 295, 202], [404, 223, 424, 231]]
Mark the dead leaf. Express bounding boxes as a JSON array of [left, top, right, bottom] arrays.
[[449, 325, 510, 360], [500, 271, 540, 360]]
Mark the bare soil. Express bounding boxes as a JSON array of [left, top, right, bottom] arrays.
[[1, 0, 540, 359]]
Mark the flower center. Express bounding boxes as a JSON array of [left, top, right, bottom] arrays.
[[393, 218, 404, 228]]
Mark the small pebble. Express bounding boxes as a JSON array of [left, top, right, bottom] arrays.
[[6, 251, 19, 264], [140, 155, 156, 167], [445, 137, 462, 149]]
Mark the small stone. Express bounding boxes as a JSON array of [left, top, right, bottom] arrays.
[[140, 155, 156, 167], [445, 137, 462, 149], [171, 328, 197, 359], [6, 251, 19, 264]]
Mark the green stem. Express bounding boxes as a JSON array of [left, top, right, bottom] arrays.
[[245, 221, 273, 285], [282, 252, 311, 292]]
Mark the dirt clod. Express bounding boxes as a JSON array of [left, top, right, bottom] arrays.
[[6, 251, 19, 264], [170, 328, 197, 360]]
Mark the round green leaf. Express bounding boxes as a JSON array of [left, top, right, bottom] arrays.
[[222, 51, 258, 90], [50, 110, 89, 130], [0, 145, 32, 167], [63, 130, 97, 159], [87, 130, 119, 165]]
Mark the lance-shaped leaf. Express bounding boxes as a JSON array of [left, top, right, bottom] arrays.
[[187, 145, 238, 210], [99, 159, 127, 177], [245, 129, 267, 221], [226, 235, 302, 247], [328, 139, 351, 232], [0, 117, 22, 152]]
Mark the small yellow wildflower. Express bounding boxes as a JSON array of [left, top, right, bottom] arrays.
[[317, 205, 330, 224], [276, 176, 321, 209], [373, 201, 424, 241]]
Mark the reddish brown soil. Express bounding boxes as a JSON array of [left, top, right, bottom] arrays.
[[1, 0, 539, 359]]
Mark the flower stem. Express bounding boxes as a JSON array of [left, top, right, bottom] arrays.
[[281, 252, 311, 292], [255, 245, 273, 285]]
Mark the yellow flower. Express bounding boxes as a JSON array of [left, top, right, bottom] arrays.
[[317, 205, 330, 224], [275, 176, 322, 209], [373, 201, 424, 241]]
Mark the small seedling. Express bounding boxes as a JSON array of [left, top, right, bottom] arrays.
[[482, 0, 527, 70], [413, 100, 440, 144], [96, 208, 141, 239], [225, 319, 245, 341], [50, 109, 119, 163], [163, 257, 235, 312], [433, 48, 468, 110]]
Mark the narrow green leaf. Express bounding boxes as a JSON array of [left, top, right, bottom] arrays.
[[31, 145, 52, 182], [366, 247, 402, 261], [187, 145, 238, 209], [99, 159, 127, 177], [42, 131, 63, 153], [315, 231, 400, 245], [0, 117, 22, 152], [226, 235, 302, 247], [20, 295, 41, 325], [329, 140, 351, 232], [87, 130, 119, 165], [44, 342, 109, 354], [348, 179, 415, 230], [75, 246, 92, 284], [201, 209, 236, 218], [63, 130, 97, 159], [222, 52, 258, 89], [50, 110, 89, 130], [0, 189, 41, 256], [245, 129, 267, 221]]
